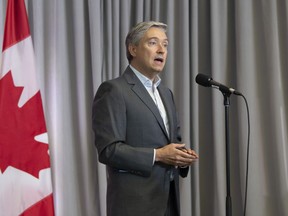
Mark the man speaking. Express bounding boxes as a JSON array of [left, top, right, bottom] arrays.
[[92, 21, 198, 216]]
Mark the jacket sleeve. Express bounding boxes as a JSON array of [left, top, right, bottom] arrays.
[[92, 81, 154, 177]]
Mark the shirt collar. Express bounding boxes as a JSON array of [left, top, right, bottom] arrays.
[[129, 65, 161, 89]]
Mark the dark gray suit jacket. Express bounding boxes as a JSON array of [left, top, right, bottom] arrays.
[[92, 66, 189, 216]]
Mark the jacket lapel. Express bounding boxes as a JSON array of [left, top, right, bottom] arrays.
[[157, 84, 175, 141], [123, 67, 170, 140]]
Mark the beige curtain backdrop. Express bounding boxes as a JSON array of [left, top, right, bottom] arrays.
[[1, 0, 288, 215]]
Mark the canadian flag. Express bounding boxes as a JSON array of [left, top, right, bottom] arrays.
[[0, 0, 55, 215]]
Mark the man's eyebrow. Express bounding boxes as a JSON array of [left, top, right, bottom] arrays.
[[147, 37, 169, 42]]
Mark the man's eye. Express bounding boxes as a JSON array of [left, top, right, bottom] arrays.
[[163, 43, 168, 48], [148, 41, 157, 46]]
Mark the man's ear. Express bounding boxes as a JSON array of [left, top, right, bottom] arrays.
[[128, 44, 137, 58]]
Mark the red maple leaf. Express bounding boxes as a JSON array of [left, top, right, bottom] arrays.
[[0, 71, 50, 178]]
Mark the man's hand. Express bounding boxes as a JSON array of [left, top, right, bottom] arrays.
[[155, 143, 198, 167]]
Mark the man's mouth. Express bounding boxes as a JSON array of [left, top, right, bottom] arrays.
[[154, 57, 164, 63]]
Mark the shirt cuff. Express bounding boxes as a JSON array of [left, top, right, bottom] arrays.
[[153, 149, 156, 165]]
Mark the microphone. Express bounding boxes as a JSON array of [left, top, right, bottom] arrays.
[[195, 73, 242, 96]]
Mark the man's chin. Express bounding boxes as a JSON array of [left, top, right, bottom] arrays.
[[152, 66, 165, 73]]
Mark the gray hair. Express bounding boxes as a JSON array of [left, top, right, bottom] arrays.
[[125, 21, 167, 63]]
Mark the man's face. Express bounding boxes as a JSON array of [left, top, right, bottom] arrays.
[[129, 27, 168, 79]]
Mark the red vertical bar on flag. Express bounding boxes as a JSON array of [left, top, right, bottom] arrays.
[[0, 0, 55, 215]]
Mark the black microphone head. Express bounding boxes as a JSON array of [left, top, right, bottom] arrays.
[[195, 73, 212, 87]]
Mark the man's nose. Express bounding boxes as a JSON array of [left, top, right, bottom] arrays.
[[157, 44, 166, 53]]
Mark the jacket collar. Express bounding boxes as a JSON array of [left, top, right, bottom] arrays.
[[123, 66, 172, 140]]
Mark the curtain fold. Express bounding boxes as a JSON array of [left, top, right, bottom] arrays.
[[1, 0, 287, 215]]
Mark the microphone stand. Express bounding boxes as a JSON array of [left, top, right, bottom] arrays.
[[223, 92, 232, 216]]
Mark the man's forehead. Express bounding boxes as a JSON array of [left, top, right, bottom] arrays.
[[144, 27, 168, 40]]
